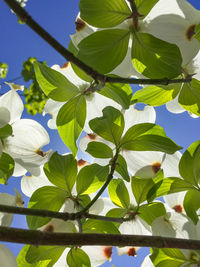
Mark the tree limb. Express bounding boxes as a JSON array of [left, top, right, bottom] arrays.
[[0, 226, 200, 249], [4, 0, 191, 85]]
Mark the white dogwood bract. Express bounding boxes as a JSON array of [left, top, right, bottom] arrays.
[[0, 244, 18, 267], [21, 168, 53, 197], [145, 0, 200, 65], [152, 212, 196, 239], [43, 62, 121, 132], [0, 84, 51, 176], [0, 192, 23, 227]]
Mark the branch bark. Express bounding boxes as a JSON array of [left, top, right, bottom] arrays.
[[0, 226, 200, 250], [4, 0, 191, 85], [0, 204, 127, 223]]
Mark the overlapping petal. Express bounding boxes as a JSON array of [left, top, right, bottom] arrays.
[[0, 83, 24, 124], [3, 119, 51, 175], [0, 244, 18, 267], [144, 0, 200, 64]]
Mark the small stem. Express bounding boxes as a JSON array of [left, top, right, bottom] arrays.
[[127, 0, 140, 31], [0, 76, 23, 86], [1, 226, 200, 249], [3, 0, 192, 86], [80, 149, 120, 213]]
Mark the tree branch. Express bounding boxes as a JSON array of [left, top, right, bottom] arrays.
[[0, 204, 128, 223], [80, 149, 120, 213], [4, 0, 191, 85], [0, 226, 200, 249]]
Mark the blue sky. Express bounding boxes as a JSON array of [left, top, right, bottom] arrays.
[[0, 0, 200, 266]]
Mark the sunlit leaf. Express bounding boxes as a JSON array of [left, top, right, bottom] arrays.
[[44, 152, 77, 192], [132, 33, 182, 79], [79, 0, 131, 28], [78, 29, 130, 74]]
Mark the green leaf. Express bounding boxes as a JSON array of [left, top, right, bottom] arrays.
[[0, 152, 15, 184], [44, 152, 77, 192], [184, 190, 200, 224], [115, 154, 130, 182], [179, 140, 200, 186], [76, 164, 109, 195], [108, 179, 130, 208], [83, 219, 120, 234], [26, 246, 66, 266], [86, 141, 113, 158], [79, 0, 131, 28], [147, 177, 195, 202], [57, 95, 86, 156], [0, 61, 8, 79], [89, 106, 124, 145], [34, 61, 79, 101], [131, 176, 161, 204], [194, 24, 200, 43], [151, 248, 187, 267], [0, 124, 12, 138], [17, 245, 32, 267], [22, 57, 48, 115], [78, 29, 130, 74], [27, 186, 67, 229], [132, 33, 182, 79], [121, 123, 182, 154], [100, 83, 132, 109], [138, 202, 166, 225], [179, 79, 200, 117], [131, 84, 181, 106], [67, 248, 91, 267], [68, 41, 93, 83], [135, 0, 159, 17]]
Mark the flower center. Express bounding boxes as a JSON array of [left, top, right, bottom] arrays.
[[78, 159, 87, 167], [36, 149, 45, 157], [87, 133, 97, 140], [61, 62, 69, 69], [152, 162, 161, 174], [185, 24, 196, 41], [75, 18, 86, 31], [43, 224, 54, 232], [103, 247, 112, 260], [173, 204, 183, 213], [128, 247, 137, 256]]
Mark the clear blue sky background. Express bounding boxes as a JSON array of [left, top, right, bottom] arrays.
[[0, 0, 200, 266]]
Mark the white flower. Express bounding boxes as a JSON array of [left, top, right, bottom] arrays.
[[145, 0, 200, 65], [163, 191, 186, 214], [71, 15, 141, 78], [0, 191, 23, 227], [113, 180, 152, 257], [0, 244, 18, 267], [21, 167, 53, 197], [166, 50, 200, 118], [80, 104, 156, 154], [43, 62, 120, 132], [152, 211, 196, 239], [141, 255, 154, 267], [0, 83, 51, 176], [125, 151, 181, 178]]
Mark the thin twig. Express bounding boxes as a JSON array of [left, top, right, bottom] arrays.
[[3, 0, 191, 85], [0, 76, 23, 86], [0, 205, 128, 223], [80, 149, 120, 213]]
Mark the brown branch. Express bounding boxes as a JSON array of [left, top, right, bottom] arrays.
[[80, 148, 120, 213], [0, 226, 200, 250], [3, 0, 191, 85], [0, 204, 127, 223]]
